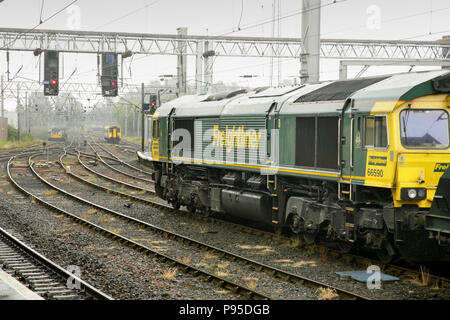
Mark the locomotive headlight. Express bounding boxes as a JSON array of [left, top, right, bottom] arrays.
[[417, 188, 427, 199], [401, 188, 427, 200], [408, 189, 417, 199]]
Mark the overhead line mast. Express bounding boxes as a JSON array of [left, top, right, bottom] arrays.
[[300, 0, 321, 84]]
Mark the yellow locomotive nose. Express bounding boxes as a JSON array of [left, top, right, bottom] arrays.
[[426, 165, 450, 244], [394, 154, 450, 207]]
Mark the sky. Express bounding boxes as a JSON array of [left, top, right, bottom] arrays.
[[0, 0, 449, 110]]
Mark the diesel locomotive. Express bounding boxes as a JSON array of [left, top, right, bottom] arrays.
[[138, 70, 450, 262]]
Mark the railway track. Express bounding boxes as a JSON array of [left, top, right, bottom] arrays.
[[93, 141, 149, 175], [0, 220, 112, 300], [54, 148, 368, 300], [8, 152, 277, 300], [81, 142, 450, 291], [0, 143, 62, 161], [98, 139, 141, 155], [74, 149, 154, 192], [87, 142, 153, 183], [116, 139, 141, 150]]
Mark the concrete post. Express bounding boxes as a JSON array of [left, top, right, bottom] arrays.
[[17, 84, 21, 142], [141, 83, 145, 152], [300, 0, 321, 84], [0, 75, 4, 141], [177, 27, 187, 96], [195, 41, 204, 95], [124, 104, 128, 137], [339, 61, 348, 80], [203, 41, 214, 93]]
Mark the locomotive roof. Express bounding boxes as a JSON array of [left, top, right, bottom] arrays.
[[155, 91, 239, 117], [154, 70, 450, 117], [222, 82, 332, 116], [293, 77, 389, 103], [350, 70, 450, 113]]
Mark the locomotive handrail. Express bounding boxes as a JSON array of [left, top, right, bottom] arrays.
[[350, 116, 354, 170]]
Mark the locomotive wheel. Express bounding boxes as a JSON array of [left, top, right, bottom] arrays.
[[155, 185, 163, 198], [288, 213, 303, 235], [201, 208, 211, 218], [274, 225, 284, 236], [376, 247, 393, 264], [337, 241, 354, 253], [303, 232, 317, 245], [171, 201, 180, 210], [187, 204, 196, 214]]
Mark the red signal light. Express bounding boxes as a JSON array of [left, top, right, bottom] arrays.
[[51, 79, 57, 85], [111, 81, 116, 86]]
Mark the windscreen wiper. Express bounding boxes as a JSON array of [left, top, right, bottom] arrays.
[[402, 110, 410, 145]]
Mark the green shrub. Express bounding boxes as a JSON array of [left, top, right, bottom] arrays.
[[0, 125, 41, 149], [7, 125, 18, 141]]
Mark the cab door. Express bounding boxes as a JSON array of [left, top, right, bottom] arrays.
[[151, 116, 160, 161], [167, 108, 176, 163], [266, 102, 278, 164], [340, 99, 354, 181], [340, 99, 367, 201]]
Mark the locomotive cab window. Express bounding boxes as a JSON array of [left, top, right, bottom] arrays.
[[364, 116, 388, 148], [400, 109, 449, 149], [152, 119, 160, 139]]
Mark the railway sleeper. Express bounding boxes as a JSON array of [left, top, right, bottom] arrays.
[[51, 294, 82, 300]]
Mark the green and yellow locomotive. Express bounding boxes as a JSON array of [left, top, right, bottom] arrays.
[[138, 71, 450, 262]]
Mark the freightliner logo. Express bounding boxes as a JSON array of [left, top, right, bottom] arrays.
[[434, 163, 450, 172]]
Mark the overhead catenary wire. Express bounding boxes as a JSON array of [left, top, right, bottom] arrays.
[[213, 2, 450, 42], [97, 1, 450, 87], [237, 0, 244, 31], [93, 0, 161, 31], [0, 0, 79, 51], [319, 4, 450, 40], [39, 0, 45, 24], [5, 1, 450, 101], [44, 2, 450, 87], [215, 0, 348, 37]]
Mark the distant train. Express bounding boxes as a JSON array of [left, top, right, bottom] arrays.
[[48, 128, 67, 142], [104, 126, 121, 143]]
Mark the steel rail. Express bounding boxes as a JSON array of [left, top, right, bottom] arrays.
[[73, 145, 450, 290], [57, 151, 369, 300], [74, 150, 154, 192], [9, 152, 272, 300], [0, 226, 113, 300], [87, 142, 153, 183], [5, 154, 113, 300], [0, 143, 62, 160], [92, 141, 152, 176]]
